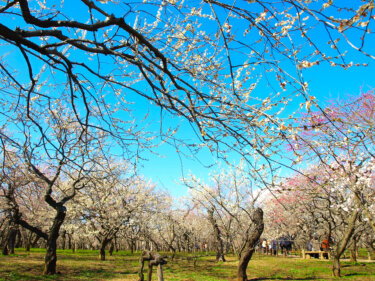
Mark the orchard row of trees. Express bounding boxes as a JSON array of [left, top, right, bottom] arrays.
[[0, 128, 264, 280], [1, 90, 375, 277], [1, 150, 374, 278], [0, 0, 375, 280]]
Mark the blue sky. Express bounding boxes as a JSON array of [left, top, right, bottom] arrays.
[[137, 1, 375, 197], [1, 0, 375, 198], [140, 15, 375, 194], [140, 61, 375, 198]]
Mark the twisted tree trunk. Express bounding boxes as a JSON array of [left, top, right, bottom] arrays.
[[237, 208, 264, 281], [331, 208, 359, 277]]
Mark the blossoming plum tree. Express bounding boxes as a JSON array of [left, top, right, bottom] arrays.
[[186, 162, 265, 281], [68, 162, 165, 260], [0, 99, 111, 274]]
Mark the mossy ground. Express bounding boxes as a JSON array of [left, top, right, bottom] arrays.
[[0, 249, 374, 280]]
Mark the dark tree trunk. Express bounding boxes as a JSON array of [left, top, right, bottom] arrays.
[[2, 244, 9, 255], [68, 233, 72, 249], [25, 242, 31, 252], [109, 242, 114, 256], [169, 245, 176, 260], [7, 227, 17, 254], [1, 227, 9, 255], [350, 234, 360, 262], [44, 239, 58, 275], [43, 209, 66, 275], [177, 240, 181, 252], [15, 228, 22, 248], [331, 208, 359, 277], [2, 225, 18, 255], [208, 208, 226, 262], [32, 235, 41, 248], [99, 238, 111, 261], [237, 208, 264, 281], [130, 240, 135, 254], [61, 230, 66, 250], [100, 246, 106, 261], [21, 229, 33, 252]]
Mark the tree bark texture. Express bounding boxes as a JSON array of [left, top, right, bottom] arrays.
[[109, 241, 114, 256], [99, 238, 111, 261], [7, 226, 17, 254], [43, 210, 66, 275], [332, 256, 341, 277], [350, 234, 360, 262], [208, 208, 226, 262], [237, 208, 264, 281], [331, 207, 359, 277], [2, 222, 18, 255]]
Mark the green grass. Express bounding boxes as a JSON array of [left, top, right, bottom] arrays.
[[0, 249, 374, 280]]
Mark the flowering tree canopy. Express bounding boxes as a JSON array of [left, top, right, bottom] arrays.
[[1, 1, 375, 277], [1, 0, 374, 169]]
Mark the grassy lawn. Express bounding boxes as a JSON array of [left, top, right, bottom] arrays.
[[0, 249, 374, 281]]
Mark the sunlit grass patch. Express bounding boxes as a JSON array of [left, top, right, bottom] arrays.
[[1, 249, 375, 281]]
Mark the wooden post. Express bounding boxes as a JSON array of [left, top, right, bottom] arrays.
[[139, 251, 167, 281], [319, 252, 324, 260], [157, 264, 164, 281], [302, 249, 306, 259]]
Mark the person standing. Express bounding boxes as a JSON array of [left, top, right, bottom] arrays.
[[262, 239, 267, 254], [271, 239, 277, 255]]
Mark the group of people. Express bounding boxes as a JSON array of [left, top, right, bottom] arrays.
[[258, 236, 332, 257], [260, 239, 288, 255]]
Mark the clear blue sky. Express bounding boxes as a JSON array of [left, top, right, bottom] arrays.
[[2, 0, 374, 198]]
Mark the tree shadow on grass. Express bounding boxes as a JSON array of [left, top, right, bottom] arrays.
[[344, 272, 372, 277], [341, 263, 367, 268], [251, 277, 317, 281]]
